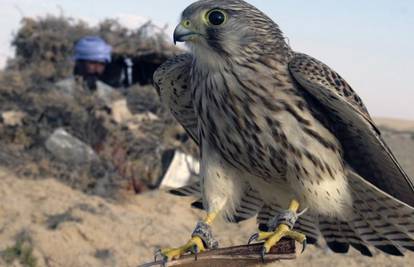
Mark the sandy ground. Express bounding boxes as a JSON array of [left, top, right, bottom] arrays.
[[0, 166, 413, 267], [380, 129, 414, 176], [375, 117, 414, 132]]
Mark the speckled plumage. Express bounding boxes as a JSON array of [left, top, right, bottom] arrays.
[[154, 0, 414, 256]]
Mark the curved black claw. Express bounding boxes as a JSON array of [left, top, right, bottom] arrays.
[[260, 246, 266, 263], [193, 245, 199, 261], [154, 249, 162, 262], [248, 233, 259, 245], [153, 249, 168, 266], [301, 238, 307, 254]]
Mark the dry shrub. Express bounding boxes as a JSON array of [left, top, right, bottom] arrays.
[[0, 15, 197, 196]]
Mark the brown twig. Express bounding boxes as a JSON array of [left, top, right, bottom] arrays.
[[139, 239, 297, 267]]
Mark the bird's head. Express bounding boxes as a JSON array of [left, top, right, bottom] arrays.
[[174, 0, 290, 65]]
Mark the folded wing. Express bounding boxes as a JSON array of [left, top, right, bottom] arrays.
[[289, 53, 414, 207]]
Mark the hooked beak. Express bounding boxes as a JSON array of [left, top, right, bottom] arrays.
[[173, 23, 198, 44]]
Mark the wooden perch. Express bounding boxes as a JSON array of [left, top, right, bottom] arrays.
[[139, 239, 297, 267]]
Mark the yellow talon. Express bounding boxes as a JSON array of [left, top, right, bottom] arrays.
[[159, 211, 219, 261], [261, 224, 306, 253], [161, 236, 205, 261], [249, 199, 307, 254]]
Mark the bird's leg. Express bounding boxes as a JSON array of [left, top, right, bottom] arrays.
[[248, 199, 307, 255], [158, 211, 219, 261]]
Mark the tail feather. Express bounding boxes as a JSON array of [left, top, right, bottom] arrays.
[[319, 218, 372, 256], [317, 169, 414, 256], [169, 182, 201, 197], [341, 222, 373, 256], [319, 218, 350, 253], [345, 170, 414, 255]]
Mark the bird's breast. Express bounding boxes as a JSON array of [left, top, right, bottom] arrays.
[[192, 64, 343, 189], [193, 71, 292, 182]]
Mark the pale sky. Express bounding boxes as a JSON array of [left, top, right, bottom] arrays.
[[0, 0, 413, 119]]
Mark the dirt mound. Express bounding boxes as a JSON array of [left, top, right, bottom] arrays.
[[375, 118, 414, 133], [0, 15, 197, 196]]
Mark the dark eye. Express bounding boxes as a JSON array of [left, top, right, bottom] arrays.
[[207, 10, 226, 26]]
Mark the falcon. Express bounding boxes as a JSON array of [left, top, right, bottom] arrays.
[[153, 0, 414, 261]]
